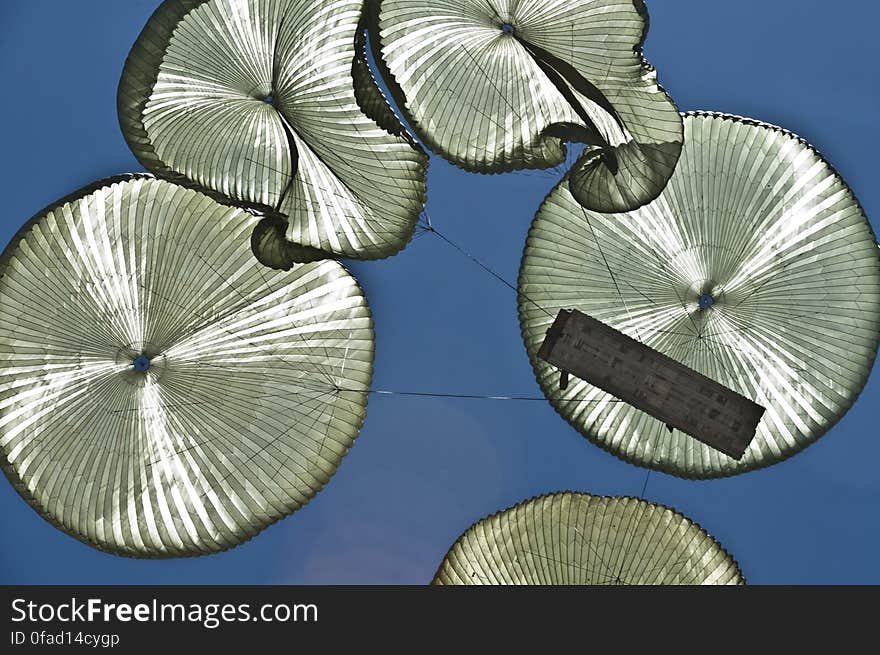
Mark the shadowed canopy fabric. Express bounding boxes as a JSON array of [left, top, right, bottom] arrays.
[[519, 112, 880, 478], [433, 492, 744, 585], [0, 176, 374, 557], [118, 0, 427, 265], [372, 0, 682, 212]]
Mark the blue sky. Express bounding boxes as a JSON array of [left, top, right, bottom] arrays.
[[0, 0, 877, 584]]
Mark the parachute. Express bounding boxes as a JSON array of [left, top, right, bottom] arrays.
[[371, 0, 682, 212], [519, 112, 880, 478], [118, 0, 428, 265], [433, 492, 744, 585], [0, 176, 374, 556]]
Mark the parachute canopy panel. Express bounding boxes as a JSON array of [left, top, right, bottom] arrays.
[[433, 492, 744, 585], [538, 309, 765, 460], [0, 176, 374, 557], [519, 112, 880, 478], [373, 0, 682, 212], [118, 0, 427, 263]]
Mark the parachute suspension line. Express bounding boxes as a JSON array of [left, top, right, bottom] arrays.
[[570, 526, 622, 584], [360, 388, 627, 402], [728, 258, 791, 313], [578, 205, 643, 341], [420, 211, 556, 319], [482, 0, 502, 23], [429, 224, 517, 297], [525, 526, 613, 583], [145, 381, 338, 472], [104, 383, 629, 412], [639, 232, 704, 338], [253, 265, 343, 388], [193, 250, 341, 388], [601, 469, 655, 582], [146, 392, 327, 470], [133, 221, 349, 480], [702, 344, 750, 397], [520, 547, 620, 585], [240, 23, 427, 256], [273, 122, 298, 213], [153, 387, 337, 499], [198, 235, 344, 386], [726, 195, 790, 297], [459, 41, 525, 125], [413, 212, 435, 239], [135, 251, 340, 391], [119, 264, 624, 408], [680, 309, 745, 389], [403, 24, 566, 175], [247, 158, 404, 234], [269, 15, 299, 213], [270, 14, 286, 100], [612, 497, 644, 584], [541, 21, 592, 183], [633, 548, 692, 584], [595, 454, 652, 584], [113, 238, 625, 409], [639, 469, 651, 499]]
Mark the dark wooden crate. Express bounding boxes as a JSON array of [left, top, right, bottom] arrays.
[[538, 309, 765, 460]]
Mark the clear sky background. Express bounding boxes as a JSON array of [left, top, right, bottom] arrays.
[[0, 0, 877, 584]]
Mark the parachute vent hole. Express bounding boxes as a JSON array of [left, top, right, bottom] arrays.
[[501, 23, 515, 34], [133, 355, 151, 373], [262, 94, 275, 105], [699, 294, 715, 310]]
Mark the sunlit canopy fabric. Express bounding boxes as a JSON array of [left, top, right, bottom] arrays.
[[519, 112, 880, 478], [433, 492, 744, 585], [0, 176, 374, 557], [372, 0, 682, 212], [118, 0, 428, 264]]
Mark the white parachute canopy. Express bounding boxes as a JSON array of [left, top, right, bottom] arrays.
[[0, 176, 374, 556], [519, 112, 880, 478]]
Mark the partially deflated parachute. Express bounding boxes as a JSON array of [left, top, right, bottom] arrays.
[[119, 0, 427, 265], [372, 0, 682, 212], [519, 112, 880, 478], [433, 492, 744, 585], [0, 176, 373, 556]]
